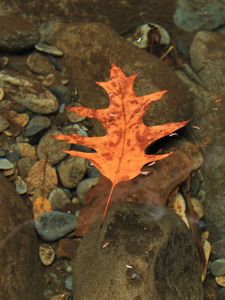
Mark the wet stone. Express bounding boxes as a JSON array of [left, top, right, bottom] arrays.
[[37, 130, 70, 164], [0, 15, 40, 52], [24, 115, 51, 137], [212, 239, 225, 259], [66, 109, 86, 123], [15, 143, 37, 160], [217, 287, 225, 300], [210, 259, 225, 276], [57, 156, 86, 189], [0, 115, 9, 132], [49, 85, 75, 106], [34, 211, 76, 242], [26, 53, 55, 75], [42, 74, 56, 88], [0, 158, 14, 170], [6, 150, 20, 163], [7, 111, 29, 127], [15, 175, 27, 194], [65, 275, 73, 291], [35, 43, 64, 57], [86, 165, 100, 178], [49, 187, 71, 210], [17, 157, 36, 178], [76, 177, 99, 203], [14, 84, 59, 114]]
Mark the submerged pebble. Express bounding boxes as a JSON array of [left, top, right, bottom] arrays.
[[34, 211, 76, 242], [35, 43, 64, 57], [210, 258, 225, 276], [39, 243, 55, 266], [0, 158, 14, 170]]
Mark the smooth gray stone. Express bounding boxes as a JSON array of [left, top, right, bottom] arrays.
[[35, 211, 76, 242]]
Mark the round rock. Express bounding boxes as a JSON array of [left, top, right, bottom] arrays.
[[26, 53, 55, 75], [210, 258, 225, 276], [34, 211, 76, 242], [37, 130, 70, 164], [24, 115, 51, 137], [57, 156, 86, 188], [0, 15, 40, 52]]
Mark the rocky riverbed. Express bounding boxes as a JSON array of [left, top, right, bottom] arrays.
[[1, 1, 225, 299]]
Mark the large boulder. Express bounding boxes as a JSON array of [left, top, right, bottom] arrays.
[[0, 174, 45, 300], [52, 22, 192, 135], [0, 0, 175, 35], [73, 202, 203, 300]]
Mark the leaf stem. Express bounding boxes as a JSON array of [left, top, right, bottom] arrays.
[[101, 183, 116, 226]]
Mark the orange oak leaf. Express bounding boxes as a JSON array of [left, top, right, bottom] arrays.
[[54, 64, 188, 223]]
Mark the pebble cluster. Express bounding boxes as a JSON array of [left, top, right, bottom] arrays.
[[0, 15, 100, 300]]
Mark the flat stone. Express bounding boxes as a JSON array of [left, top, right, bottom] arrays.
[[0, 15, 40, 52], [24, 115, 51, 137], [0, 115, 9, 132], [49, 84, 75, 106], [15, 85, 59, 114], [26, 53, 55, 74], [0, 158, 14, 170], [210, 259, 225, 276], [34, 211, 76, 242], [1, 72, 59, 114], [35, 43, 64, 57]]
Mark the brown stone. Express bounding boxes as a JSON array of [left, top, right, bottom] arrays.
[[0, 174, 45, 300], [73, 202, 203, 300]]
